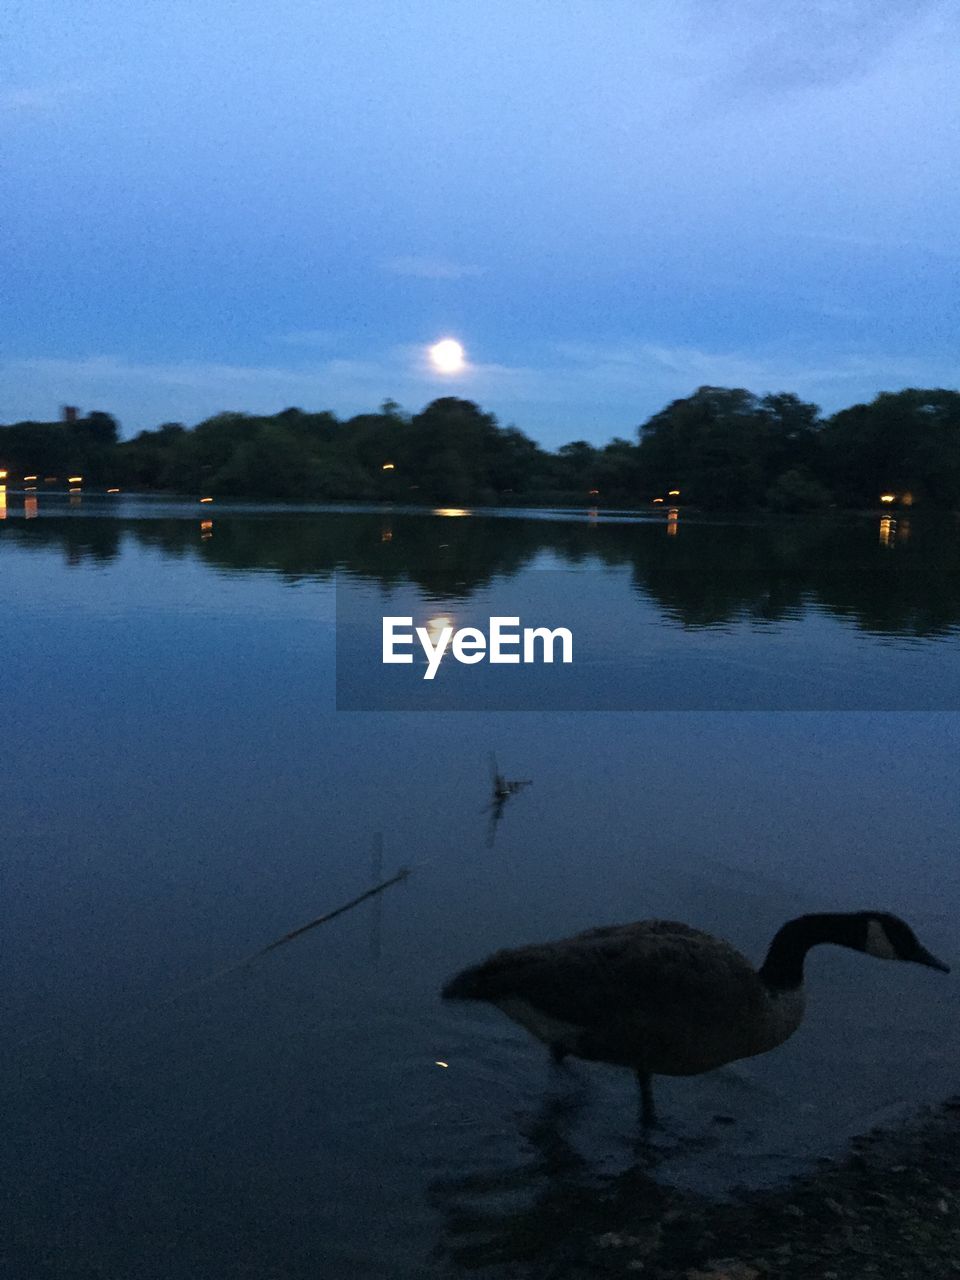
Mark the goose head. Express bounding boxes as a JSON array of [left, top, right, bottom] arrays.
[[859, 912, 949, 972]]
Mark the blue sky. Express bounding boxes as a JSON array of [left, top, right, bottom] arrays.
[[4, 0, 958, 446]]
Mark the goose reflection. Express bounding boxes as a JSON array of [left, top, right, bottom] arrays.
[[427, 1086, 688, 1274]]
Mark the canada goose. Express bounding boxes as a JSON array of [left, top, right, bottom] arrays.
[[441, 912, 949, 1125]]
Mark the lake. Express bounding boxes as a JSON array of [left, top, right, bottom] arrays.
[[2, 495, 959, 1278]]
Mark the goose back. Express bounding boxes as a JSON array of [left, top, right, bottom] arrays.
[[444, 919, 806, 1076]]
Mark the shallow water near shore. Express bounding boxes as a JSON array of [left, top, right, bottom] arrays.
[[2, 497, 959, 1278]]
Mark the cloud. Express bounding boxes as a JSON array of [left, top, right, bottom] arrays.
[[0, 81, 86, 114], [684, 0, 951, 98], [383, 255, 484, 281], [0, 350, 469, 430], [796, 230, 960, 261], [3, 340, 956, 445], [273, 329, 343, 348], [549, 340, 952, 405]]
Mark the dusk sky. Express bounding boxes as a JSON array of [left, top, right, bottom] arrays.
[[5, 1, 959, 447]]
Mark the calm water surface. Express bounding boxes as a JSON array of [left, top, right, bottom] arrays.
[[2, 497, 959, 1278]]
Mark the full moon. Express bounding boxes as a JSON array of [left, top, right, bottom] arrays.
[[428, 338, 466, 374]]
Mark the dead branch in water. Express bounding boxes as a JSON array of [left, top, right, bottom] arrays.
[[13, 852, 414, 1063], [258, 865, 411, 956]]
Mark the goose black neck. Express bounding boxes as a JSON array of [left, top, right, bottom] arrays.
[[759, 913, 867, 990]]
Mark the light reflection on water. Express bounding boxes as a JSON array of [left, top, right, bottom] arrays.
[[1, 501, 960, 1278]]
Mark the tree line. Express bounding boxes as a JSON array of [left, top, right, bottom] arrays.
[[2, 386, 959, 510]]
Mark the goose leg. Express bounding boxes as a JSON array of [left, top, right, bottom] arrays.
[[637, 1071, 656, 1127]]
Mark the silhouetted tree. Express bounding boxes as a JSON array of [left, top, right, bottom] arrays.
[[819, 389, 960, 507], [6, 386, 960, 510], [637, 386, 822, 509]]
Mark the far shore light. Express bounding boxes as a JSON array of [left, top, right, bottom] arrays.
[[24, 475, 37, 481], [200, 496, 214, 503], [107, 487, 121, 493], [382, 462, 395, 470], [0, 470, 7, 480], [880, 493, 896, 504], [429, 337, 466, 374], [68, 475, 83, 484], [668, 489, 680, 496]]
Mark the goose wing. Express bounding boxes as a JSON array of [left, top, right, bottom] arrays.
[[443, 920, 766, 1071]]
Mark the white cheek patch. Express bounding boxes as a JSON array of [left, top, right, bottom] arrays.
[[865, 920, 899, 960]]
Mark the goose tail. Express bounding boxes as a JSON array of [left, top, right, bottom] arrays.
[[441, 964, 489, 1001]]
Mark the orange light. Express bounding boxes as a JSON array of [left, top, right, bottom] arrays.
[[200, 496, 213, 503], [880, 494, 895, 504], [382, 462, 395, 471], [23, 475, 37, 482], [24, 496, 38, 519], [668, 489, 680, 496], [0, 470, 7, 480], [68, 475, 83, 484], [107, 487, 121, 494], [432, 508, 471, 517], [652, 497, 664, 504], [69, 487, 81, 493]]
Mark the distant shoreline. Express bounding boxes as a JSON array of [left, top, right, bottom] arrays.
[[0, 487, 938, 521], [4, 387, 960, 514]]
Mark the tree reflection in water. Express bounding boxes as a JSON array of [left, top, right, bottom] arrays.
[[6, 507, 960, 638]]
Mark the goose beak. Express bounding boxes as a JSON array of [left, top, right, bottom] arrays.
[[915, 946, 950, 973]]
